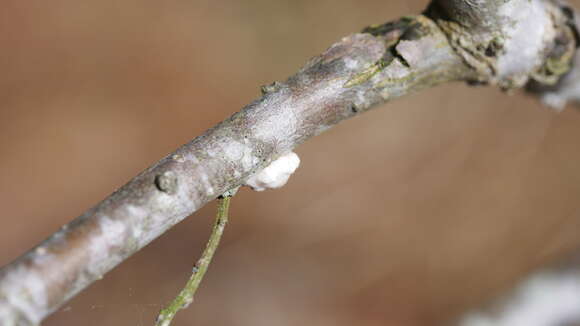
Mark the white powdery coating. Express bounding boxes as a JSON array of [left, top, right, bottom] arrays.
[[540, 53, 580, 111], [460, 272, 580, 326], [496, 0, 554, 82], [221, 139, 260, 171], [126, 205, 147, 240], [344, 57, 362, 70], [0, 265, 48, 325], [82, 214, 131, 285], [244, 152, 300, 191], [542, 92, 571, 111]]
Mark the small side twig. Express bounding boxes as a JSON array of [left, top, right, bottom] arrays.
[[2, 2, 578, 323], [155, 194, 233, 326]]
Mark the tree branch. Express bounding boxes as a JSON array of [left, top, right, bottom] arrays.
[[429, 0, 578, 88], [0, 1, 577, 325], [155, 195, 232, 326], [454, 253, 580, 326]]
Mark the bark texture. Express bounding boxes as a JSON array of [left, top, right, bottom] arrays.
[[0, 1, 578, 325]]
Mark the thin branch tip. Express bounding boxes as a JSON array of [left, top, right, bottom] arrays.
[[155, 196, 232, 326]]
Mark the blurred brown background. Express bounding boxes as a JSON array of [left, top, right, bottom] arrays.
[[2, 0, 580, 325]]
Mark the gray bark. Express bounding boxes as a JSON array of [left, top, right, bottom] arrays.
[[0, 1, 578, 325]]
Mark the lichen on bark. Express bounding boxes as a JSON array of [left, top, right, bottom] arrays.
[[427, 0, 578, 89]]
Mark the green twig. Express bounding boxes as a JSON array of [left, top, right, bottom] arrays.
[[155, 194, 233, 326]]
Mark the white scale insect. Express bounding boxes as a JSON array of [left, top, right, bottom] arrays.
[[244, 152, 300, 191]]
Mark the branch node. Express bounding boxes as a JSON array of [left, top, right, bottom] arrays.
[[155, 171, 178, 194], [260, 81, 283, 95]]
